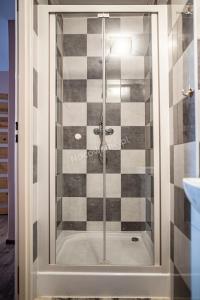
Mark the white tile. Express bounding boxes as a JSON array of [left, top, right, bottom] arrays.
[[63, 103, 87, 126], [87, 174, 103, 197], [121, 198, 146, 222], [121, 103, 145, 126], [87, 126, 101, 150], [62, 197, 87, 221], [106, 126, 121, 150], [87, 34, 102, 57], [106, 174, 121, 198], [106, 222, 121, 231], [121, 56, 144, 79], [184, 142, 197, 178], [87, 79, 102, 103], [106, 80, 121, 103], [174, 144, 184, 188], [121, 150, 145, 174], [63, 57, 87, 79], [120, 17, 144, 34], [63, 150, 87, 174], [87, 221, 103, 231], [63, 17, 87, 34]]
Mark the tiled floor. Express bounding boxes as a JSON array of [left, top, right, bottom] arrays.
[[0, 215, 15, 300]]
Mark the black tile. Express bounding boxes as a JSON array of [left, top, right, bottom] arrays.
[[106, 57, 121, 80], [57, 98, 62, 124], [63, 34, 87, 56], [173, 265, 191, 299], [145, 198, 152, 227], [170, 221, 174, 262], [63, 126, 86, 149], [106, 150, 121, 173], [145, 123, 153, 150], [33, 145, 37, 183], [63, 174, 86, 197], [105, 18, 120, 34], [106, 103, 120, 126], [33, 1, 38, 34], [182, 12, 193, 52], [57, 47, 63, 77], [121, 222, 146, 231], [174, 185, 191, 240], [87, 198, 103, 221], [87, 150, 103, 173], [62, 221, 86, 231], [183, 95, 195, 143], [56, 71, 62, 102], [173, 103, 179, 145], [121, 174, 146, 197], [87, 18, 102, 34], [87, 57, 102, 79], [121, 126, 145, 149], [145, 174, 154, 198], [56, 198, 62, 228], [33, 221, 38, 262], [33, 68, 38, 108], [106, 198, 121, 221], [63, 80, 87, 102], [170, 145, 174, 184], [57, 149, 62, 174], [56, 174, 63, 198], [145, 98, 150, 125], [87, 103, 103, 126], [56, 124, 63, 149], [121, 80, 145, 102]]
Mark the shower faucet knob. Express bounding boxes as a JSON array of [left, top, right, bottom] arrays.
[[93, 128, 114, 136]]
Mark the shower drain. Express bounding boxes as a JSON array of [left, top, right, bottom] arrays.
[[131, 237, 139, 242]]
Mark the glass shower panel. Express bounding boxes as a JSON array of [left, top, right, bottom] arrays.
[[55, 14, 104, 265], [105, 14, 154, 265], [54, 13, 157, 266]]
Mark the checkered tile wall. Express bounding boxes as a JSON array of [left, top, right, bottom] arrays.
[[58, 15, 154, 233]]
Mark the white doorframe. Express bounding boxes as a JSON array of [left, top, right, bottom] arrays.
[[37, 4, 170, 297]]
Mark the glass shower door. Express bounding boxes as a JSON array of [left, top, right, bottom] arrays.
[[53, 12, 159, 266], [104, 14, 156, 265]]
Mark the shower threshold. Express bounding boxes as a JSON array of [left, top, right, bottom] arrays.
[[56, 231, 153, 266]]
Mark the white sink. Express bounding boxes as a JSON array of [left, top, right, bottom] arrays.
[[183, 178, 200, 214]]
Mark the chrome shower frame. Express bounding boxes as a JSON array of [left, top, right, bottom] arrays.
[[37, 5, 170, 297]]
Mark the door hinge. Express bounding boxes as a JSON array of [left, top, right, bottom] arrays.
[[98, 13, 110, 18], [15, 134, 18, 143], [15, 121, 18, 131]]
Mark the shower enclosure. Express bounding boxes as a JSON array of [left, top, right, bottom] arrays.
[[38, 5, 170, 297]]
